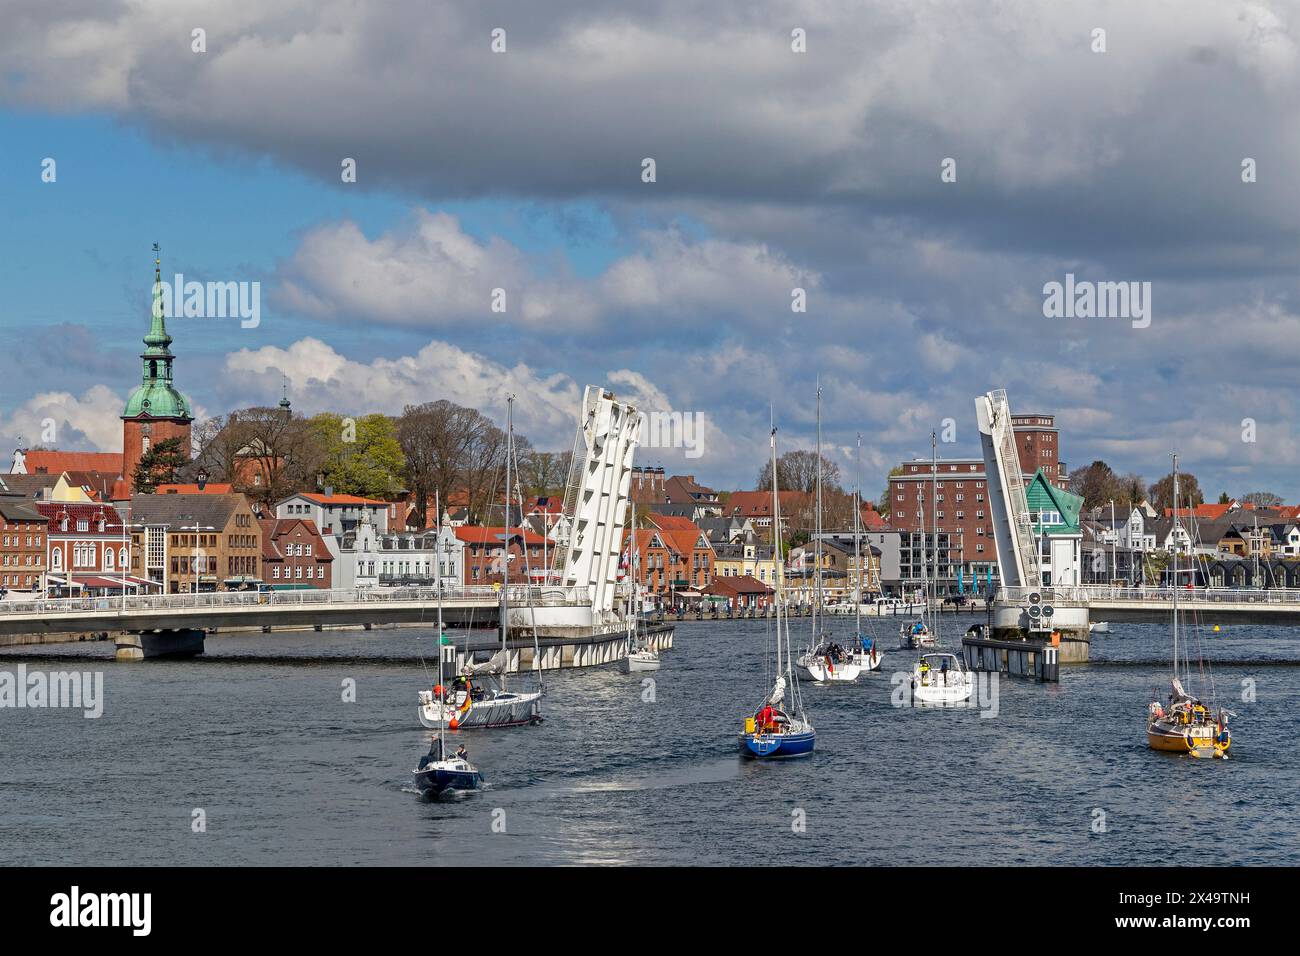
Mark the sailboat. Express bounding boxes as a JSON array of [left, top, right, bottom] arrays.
[[900, 430, 939, 650], [847, 432, 883, 673], [1146, 456, 1232, 759], [418, 398, 544, 729], [413, 530, 483, 797], [622, 499, 660, 673], [797, 385, 863, 683], [740, 423, 815, 759]]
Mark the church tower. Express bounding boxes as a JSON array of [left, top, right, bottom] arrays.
[[122, 246, 194, 490]]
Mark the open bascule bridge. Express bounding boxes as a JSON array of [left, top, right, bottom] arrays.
[[965, 388, 1300, 682], [0, 385, 669, 668]]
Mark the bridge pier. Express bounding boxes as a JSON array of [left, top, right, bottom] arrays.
[[115, 628, 205, 662]]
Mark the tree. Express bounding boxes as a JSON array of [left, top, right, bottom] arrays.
[[310, 413, 407, 500], [754, 449, 842, 495], [1242, 491, 1283, 508], [132, 436, 188, 493], [1218, 491, 1231, 504], [193, 406, 331, 506], [1148, 470, 1205, 513], [396, 400, 517, 527], [878, 466, 903, 518], [1115, 473, 1147, 507], [518, 449, 572, 497], [1068, 460, 1121, 510]]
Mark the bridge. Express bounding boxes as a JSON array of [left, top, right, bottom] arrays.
[[0, 585, 591, 644], [1030, 584, 1300, 626]]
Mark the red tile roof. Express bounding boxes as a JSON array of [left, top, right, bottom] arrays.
[[298, 493, 389, 506], [702, 574, 774, 597], [455, 525, 549, 546], [21, 450, 123, 475], [157, 483, 235, 495]]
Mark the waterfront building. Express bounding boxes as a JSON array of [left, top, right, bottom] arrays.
[[129, 493, 263, 593], [455, 525, 549, 585], [888, 412, 1068, 595], [700, 574, 775, 610], [37, 501, 138, 596], [259, 518, 333, 588], [0, 499, 48, 594], [275, 491, 391, 536]]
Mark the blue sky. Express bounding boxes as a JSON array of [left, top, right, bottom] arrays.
[[0, 1, 1297, 500]]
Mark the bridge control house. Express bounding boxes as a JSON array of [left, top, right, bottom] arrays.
[[128, 493, 264, 593]]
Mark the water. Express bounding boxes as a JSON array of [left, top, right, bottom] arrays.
[[2, 619, 1297, 865]]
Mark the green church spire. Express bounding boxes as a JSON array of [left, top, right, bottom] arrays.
[[122, 244, 193, 422]]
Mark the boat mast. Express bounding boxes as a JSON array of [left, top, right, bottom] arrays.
[[501, 396, 514, 691], [813, 382, 824, 634], [931, 429, 938, 642], [770, 423, 784, 679], [854, 432, 862, 636], [1171, 454, 1179, 684], [436, 488, 446, 756]]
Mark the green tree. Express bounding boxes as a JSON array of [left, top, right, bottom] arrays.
[[1148, 470, 1204, 513], [132, 436, 188, 493], [312, 413, 406, 500]]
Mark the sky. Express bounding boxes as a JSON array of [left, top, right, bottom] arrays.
[[0, 0, 1297, 501]]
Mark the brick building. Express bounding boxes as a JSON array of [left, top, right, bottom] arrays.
[[260, 517, 333, 588], [887, 413, 1068, 594], [37, 501, 136, 596], [623, 514, 715, 608], [0, 500, 48, 594], [129, 493, 263, 593], [455, 526, 549, 585]]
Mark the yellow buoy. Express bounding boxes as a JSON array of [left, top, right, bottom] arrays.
[[1213, 624, 1221, 633]]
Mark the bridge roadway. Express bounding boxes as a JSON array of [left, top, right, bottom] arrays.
[[0, 585, 588, 641], [1015, 585, 1300, 626]]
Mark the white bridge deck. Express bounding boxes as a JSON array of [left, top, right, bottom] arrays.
[[1000, 585, 1300, 624], [0, 585, 593, 638]]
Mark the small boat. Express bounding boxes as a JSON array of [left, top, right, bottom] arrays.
[[911, 652, 973, 704], [1145, 457, 1232, 759], [739, 420, 815, 759], [623, 647, 661, 672], [1089, 621, 1111, 634], [899, 620, 937, 649], [851, 634, 884, 672], [793, 391, 859, 685], [620, 500, 661, 674], [796, 640, 862, 683], [416, 401, 545, 730], [413, 738, 483, 797], [419, 668, 542, 729]]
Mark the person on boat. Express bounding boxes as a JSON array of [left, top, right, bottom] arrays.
[[861, 634, 874, 655], [756, 703, 776, 733], [455, 744, 468, 762], [939, 657, 949, 683], [918, 658, 931, 684], [912, 621, 925, 635]]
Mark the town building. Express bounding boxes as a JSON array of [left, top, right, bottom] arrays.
[[322, 521, 464, 590], [700, 574, 775, 610], [37, 501, 143, 596], [455, 526, 549, 585], [0, 500, 48, 594], [276, 491, 391, 536], [128, 493, 262, 593], [887, 412, 1068, 594], [260, 518, 333, 589]]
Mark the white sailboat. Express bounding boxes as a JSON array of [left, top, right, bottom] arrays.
[[622, 499, 660, 673], [900, 430, 939, 649], [418, 398, 544, 729], [797, 384, 862, 683], [911, 651, 974, 705], [847, 432, 883, 672]]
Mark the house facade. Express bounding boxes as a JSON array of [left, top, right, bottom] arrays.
[[129, 493, 263, 593], [260, 518, 333, 588], [0, 500, 48, 594]]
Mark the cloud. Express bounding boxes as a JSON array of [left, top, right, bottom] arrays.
[[0, 385, 128, 453]]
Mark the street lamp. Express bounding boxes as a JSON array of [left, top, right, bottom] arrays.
[[181, 523, 215, 596]]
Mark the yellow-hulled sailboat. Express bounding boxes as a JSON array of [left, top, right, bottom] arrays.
[[1146, 456, 1232, 759]]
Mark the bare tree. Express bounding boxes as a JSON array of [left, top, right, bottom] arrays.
[[754, 449, 842, 494]]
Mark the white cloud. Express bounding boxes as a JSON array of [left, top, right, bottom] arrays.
[[1, 386, 127, 452]]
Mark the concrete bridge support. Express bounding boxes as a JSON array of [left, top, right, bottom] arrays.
[[114, 628, 206, 662]]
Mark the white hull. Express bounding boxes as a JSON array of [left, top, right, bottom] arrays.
[[418, 688, 542, 729], [850, 650, 884, 672], [912, 671, 973, 704], [797, 655, 862, 683], [622, 650, 661, 672]]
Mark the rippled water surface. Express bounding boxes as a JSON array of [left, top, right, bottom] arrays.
[[2, 616, 1297, 865]]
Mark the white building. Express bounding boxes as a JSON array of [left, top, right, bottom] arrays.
[[276, 491, 390, 537]]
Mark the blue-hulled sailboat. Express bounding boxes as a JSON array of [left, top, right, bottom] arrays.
[[739, 423, 815, 759]]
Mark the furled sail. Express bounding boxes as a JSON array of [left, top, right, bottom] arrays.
[[768, 675, 786, 707], [465, 649, 509, 675], [1170, 678, 1192, 702]]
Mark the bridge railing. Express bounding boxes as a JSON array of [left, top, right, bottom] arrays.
[[0, 584, 592, 616], [997, 585, 1300, 606]]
